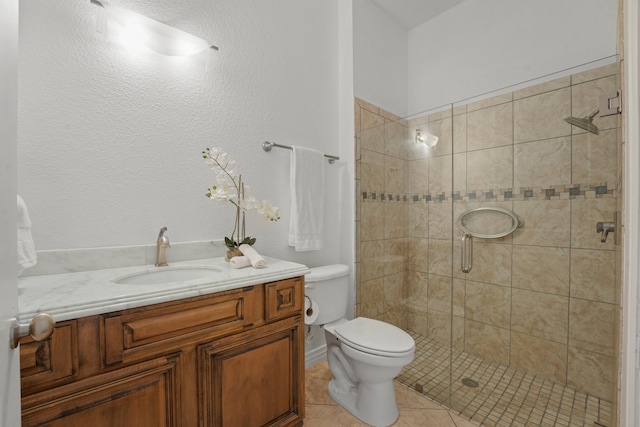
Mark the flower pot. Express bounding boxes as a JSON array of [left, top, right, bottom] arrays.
[[224, 248, 243, 262]]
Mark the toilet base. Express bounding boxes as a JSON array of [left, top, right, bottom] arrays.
[[327, 378, 399, 427]]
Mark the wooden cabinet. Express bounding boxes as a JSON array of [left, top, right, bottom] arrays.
[[20, 277, 305, 427], [22, 354, 181, 427], [198, 317, 303, 427], [19, 320, 78, 394]]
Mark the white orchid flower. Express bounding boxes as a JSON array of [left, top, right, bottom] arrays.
[[203, 146, 280, 249]]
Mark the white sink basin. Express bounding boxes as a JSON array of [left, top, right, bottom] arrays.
[[114, 266, 223, 285]]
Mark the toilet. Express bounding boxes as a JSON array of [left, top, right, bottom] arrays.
[[305, 264, 415, 427]]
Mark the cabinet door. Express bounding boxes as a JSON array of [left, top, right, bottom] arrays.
[[198, 319, 304, 427], [21, 353, 181, 427]]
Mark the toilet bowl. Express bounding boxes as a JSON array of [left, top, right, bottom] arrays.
[[305, 265, 415, 427], [324, 317, 414, 426]]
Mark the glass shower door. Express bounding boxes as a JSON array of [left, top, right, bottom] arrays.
[[354, 97, 456, 409], [443, 62, 620, 426], [399, 103, 456, 408]]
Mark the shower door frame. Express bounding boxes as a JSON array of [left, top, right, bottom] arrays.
[[620, 0, 640, 425]]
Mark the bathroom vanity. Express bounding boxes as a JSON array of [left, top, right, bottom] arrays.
[[17, 257, 309, 427]]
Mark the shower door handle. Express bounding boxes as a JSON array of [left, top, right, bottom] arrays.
[[461, 233, 472, 273]]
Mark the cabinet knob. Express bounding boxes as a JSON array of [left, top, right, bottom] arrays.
[[10, 313, 55, 349]]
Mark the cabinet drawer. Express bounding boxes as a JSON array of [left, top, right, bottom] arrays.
[[20, 320, 78, 395], [102, 287, 256, 365], [265, 277, 303, 322]]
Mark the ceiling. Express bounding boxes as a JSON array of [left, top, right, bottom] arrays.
[[370, 0, 467, 30]]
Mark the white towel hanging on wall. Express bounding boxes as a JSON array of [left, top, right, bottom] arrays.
[[17, 195, 37, 276], [288, 146, 325, 251]]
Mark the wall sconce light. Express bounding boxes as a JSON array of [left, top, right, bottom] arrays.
[[90, 0, 218, 56], [415, 129, 438, 147]]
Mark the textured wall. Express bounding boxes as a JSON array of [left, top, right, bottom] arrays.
[[17, 0, 351, 269]]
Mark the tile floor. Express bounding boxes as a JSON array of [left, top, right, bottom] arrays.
[[305, 361, 480, 427], [397, 332, 612, 427], [305, 331, 613, 427]]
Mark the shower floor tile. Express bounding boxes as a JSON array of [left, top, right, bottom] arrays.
[[396, 331, 613, 427]]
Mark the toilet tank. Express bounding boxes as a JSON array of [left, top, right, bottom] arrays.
[[304, 264, 350, 325]]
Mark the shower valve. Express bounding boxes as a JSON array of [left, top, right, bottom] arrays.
[[596, 213, 618, 244], [596, 222, 614, 243]]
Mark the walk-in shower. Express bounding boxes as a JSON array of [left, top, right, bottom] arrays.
[[355, 60, 620, 427]]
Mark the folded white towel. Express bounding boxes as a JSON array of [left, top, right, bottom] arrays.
[[229, 255, 252, 269], [288, 146, 324, 251], [229, 256, 251, 268], [239, 244, 266, 268], [17, 195, 37, 276]]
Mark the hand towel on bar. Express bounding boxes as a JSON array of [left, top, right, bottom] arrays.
[[288, 146, 324, 251], [17, 195, 37, 276], [239, 244, 266, 268], [229, 255, 252, 269]]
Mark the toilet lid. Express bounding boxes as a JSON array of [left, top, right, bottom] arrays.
[[334, 317, 415, 357]]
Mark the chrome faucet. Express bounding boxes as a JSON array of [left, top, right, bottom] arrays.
[[155, 227, 170, 267]]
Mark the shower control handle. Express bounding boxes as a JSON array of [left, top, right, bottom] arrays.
[[596, 212, 617, 244]]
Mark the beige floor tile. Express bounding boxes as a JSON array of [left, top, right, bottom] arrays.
[[396, 331, 612, 427], [305, 361, 480, 427], [450, 412, 487, 427], [394, 383, 442, 410], [305, 335, 611, 426], [304, 403, 369, 427], [394, 408, 459, 426]]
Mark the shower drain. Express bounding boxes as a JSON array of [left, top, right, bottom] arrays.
[[461, 378, 479, 388]]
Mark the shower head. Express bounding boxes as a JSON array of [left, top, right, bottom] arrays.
[[564, 109, 599, 135]]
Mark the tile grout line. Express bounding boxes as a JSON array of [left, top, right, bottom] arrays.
[[397, 332, 611, 427]]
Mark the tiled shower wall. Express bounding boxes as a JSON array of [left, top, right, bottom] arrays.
[[354, 62, 620, 401]]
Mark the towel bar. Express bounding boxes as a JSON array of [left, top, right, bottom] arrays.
[[456, 206, 523, 239], [262, 141, 339, 164]]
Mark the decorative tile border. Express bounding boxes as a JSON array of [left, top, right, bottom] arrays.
[[361, 183, 615, 203]]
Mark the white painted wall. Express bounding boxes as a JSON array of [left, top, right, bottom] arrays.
[[1, 0, 22, 423], [18, 0, 351, 269], [353, 0, 408, 117], [407, 0, 618, 114], [337, 0, 356, 311]]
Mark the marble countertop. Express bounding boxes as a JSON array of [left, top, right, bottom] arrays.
[[18, 257, 310, 323]]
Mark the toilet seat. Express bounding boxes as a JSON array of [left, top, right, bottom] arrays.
[[334, 317, 415, 357]]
